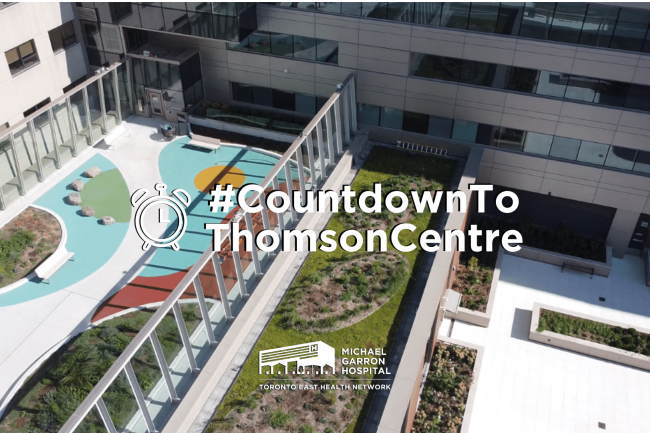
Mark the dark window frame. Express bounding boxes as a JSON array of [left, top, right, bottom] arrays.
[[48, 21, 78, 53], [5, 39, 39, 76]]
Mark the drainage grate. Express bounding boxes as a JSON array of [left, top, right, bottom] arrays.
[[599, 297, 606, 302], [598, 422, 606, 429]]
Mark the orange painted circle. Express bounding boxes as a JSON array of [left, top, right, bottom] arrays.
[[194, 165, 246, 193]]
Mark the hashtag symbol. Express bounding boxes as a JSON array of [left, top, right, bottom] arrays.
[[208, 184, 236, 213]]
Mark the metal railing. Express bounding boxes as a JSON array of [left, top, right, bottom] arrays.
[[58, 73, 357, 433]]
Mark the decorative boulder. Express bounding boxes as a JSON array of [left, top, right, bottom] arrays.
[[81, 206, 95, 217], [84, 166, 101, 178], [67, 193, 82, 206], [102, 216, 115, 226], [71, 179, 84, 191]]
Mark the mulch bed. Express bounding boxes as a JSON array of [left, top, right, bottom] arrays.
[[454, 262, 493, 313]]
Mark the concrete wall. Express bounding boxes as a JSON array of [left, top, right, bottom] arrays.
[[0, 3, 87, 127]]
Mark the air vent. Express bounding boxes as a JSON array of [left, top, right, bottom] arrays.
[[76, 6, 98, 21], [100, 23, 124, 54]]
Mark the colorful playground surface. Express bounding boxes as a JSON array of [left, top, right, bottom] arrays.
[[0, 154, 130, 307]]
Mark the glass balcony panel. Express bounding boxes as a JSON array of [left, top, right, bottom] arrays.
[[549, 136, 581, 160], [520, 2, 556, 40], [86, 80, 105, 138], [102, 73, 119, 133], [33, 111, 58, 177], [12, 126, 40, 191], [413, 2, 442, 26], [611, 9, 650, 52], [633, 151, 650, 174], [605, 146, 636, 171], [52, 101, 75, 164], [467, 2, 500, 33], [576, 141, 609, 165], [522, 131, 553, 156], [451, 119, 478, 142], [495, 2, 524, 35], [0, 135, 21, 207], [440, 2, 470, 30], [578, 4, 618, 48], [117, 62, 134, 117]]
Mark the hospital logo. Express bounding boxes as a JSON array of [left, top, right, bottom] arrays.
[[259, 341, 336, 375]]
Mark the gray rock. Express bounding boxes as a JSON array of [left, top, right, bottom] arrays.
[[71, 179, 84, 191], [68, 193, 82, 206], [84, 166, 101, 178], [102, 216, 115, 225], [81, 206, 95, 217]]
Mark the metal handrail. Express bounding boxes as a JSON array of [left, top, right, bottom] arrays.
[[58, 73, 357, 433]]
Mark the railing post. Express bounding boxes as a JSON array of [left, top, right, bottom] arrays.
[[112, 68, 122, 124], [349, 77, 358, 132], [244, 212, 263, 276], [27, 121, 44, 182], [341, 88, 351, 144], [66, 97, 78, 156], [272, 176, 286, 232], [97, 76, 108, 134], [149, 330, 180, 402], [316, 120, 327, 178], [211, 254, 234, 320], [259, 189, 274, 256], [284, 161, 299, 222], [82, 87, 94, 145], [47, 108, 61, 169], [296, 144, 307, 204], [96, 398, 118, 433], [231, 250, 249, 299], [0, 183, 5, 210], [172, 301, 199, 373], [9, 133, 25, 195], [193, 276, 217, 346], [124, 363, 157, 433], [325, 109, 334, 166], [334, 97, 343, 155], [306, 134, 317, 188]]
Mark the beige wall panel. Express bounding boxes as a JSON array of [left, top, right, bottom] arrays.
[[593, 187, 647, 212], [356, 89, 404, 110], [338, 54, 359, 69], [606, 229, 632, 258], [269, 57, 315, 75], [404, 96, 455, 118], [409, 36, 463, 57], [545, 160, 603, 182], [267, 18, 315, 37], [618, 111, 650, 132], [202, 65, 229, 81], [226, 50, 271, 69], [315, 23, 359, 43], [358, 45, 409, 63], [599, 170, 650, 192], [477, 165, 492, 183], [482, 149, 496, 163], [357, 70, 407, 91], [358, 30, 411, 51], [490, 168, 544, 193], [227, 69, 270, 87], [543, 173, 599, 188], [358, 57, 408, 76], [339, 42, 359, 58], [554, 122, 616, 144], [539, 178, 597, 202], [559, 102, 622, 126], [453, 104, 503, 125], [270, 75, 315, 94], [500, 113, 558, 135], [611, 131, 650, 151], [462, 43, 515, 65], [493, 150, 548, 172], [504, 93, 563, 116], [314, 64, 355, 81], [456, 86, 507, 106], [405, 78, 457, 99], [609, 209, 642, 233], [512, 50, 574, 74]]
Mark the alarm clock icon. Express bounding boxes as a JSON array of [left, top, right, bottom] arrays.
[[131, 183, 191, 251]]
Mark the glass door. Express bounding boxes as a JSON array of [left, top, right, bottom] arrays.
[[147, 89, 164, 117]]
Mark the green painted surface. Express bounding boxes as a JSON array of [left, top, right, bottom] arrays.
[[80, 168, 132, 223]]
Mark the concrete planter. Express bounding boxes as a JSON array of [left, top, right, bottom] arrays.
[[506, 244, 612, 278], [529, 303, 650, 371], [446, 247, 503, 328], [188, 115, 297, 143]]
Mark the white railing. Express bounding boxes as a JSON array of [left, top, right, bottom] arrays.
[[57, 73, 357, 433]]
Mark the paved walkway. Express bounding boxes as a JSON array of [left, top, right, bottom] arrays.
[[0, 117, 168, 412], [448, 254, 650, 433]]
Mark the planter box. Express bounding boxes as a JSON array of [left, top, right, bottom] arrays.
[[506, 244, 612, 278], [189, 115, 297, 143], [446, 247, 503, 328], [529, 303, 650, 371]]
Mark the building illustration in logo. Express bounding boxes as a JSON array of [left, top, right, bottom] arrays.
[[259, 341, 335, 375], [131, 183, 191, 251]]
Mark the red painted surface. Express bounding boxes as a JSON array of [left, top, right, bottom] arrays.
[[91, 180, 298, 323]]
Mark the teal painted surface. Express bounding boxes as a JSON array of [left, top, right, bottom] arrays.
[[140, 137, 287, 277], [0, 155, 129, 306]]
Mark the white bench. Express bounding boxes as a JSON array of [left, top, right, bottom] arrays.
[[188, 135, 221, 153], [35, 248, 75, 283]]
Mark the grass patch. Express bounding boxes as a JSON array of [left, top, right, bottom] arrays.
[[79, 168, 132, 223], [0, 305, 201, 433], [538, 309, 650, 355], [208, 147, 456, 432]]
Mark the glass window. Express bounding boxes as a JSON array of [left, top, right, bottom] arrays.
[[212, 2, 237, 16], [427, 115, 453, 138], [548, 3, 588, 44], [467, 2, 500, 33], [564, 75, 599, 103], [293, 35, 316, 61], [433, 56, 463, 82], [605, 146, 637, 170], [247, 32, 272, 54], [145, 59, 160, 88], [132, 58, 145, 86], [160, 63, 182, 91], [272, 89, 295, 111], [5, 40, 39, 76], [413, 3, 442, 26], [451, 119, 478, 142], [316, 39, 338, 64], [358, 103, 380, 126], [379, 107, 403, 130], [138, 3, 164, 30], [611, 9, 650, 52], [296, 93, 316, 115], [440, 2, 470, 30], [577, 141, 609, 165], [49, 21, 77, 52], [497, 127, 526, 150], [316, 3, 341, 14], [253, 86, 273, 107], [342, 3, 362, 16], [507, 67, 538, 93], [536, 71, 568, 98], [579, 4, 619, 48], [402, 111, 429, 134], [460, 59, 491, 86], [624, 84, 650, 112], [495, 2, 524, 35], [362, 3, 387, 20], [214, 14, 239, 41], [410, 53, 435, 78], [110, 2, 133, 22], [523, 131, 553, 155], [232, 82, 253, 104], [186, 2, 210, 13], [595, 80, 629, 107], [520, 2, 556, 40], [270, 33, 293, 57], [633, 150, 650, 174], [387, 2, 409, 21], [549, 136, 581, 160], [476, 124, 495, 145]]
